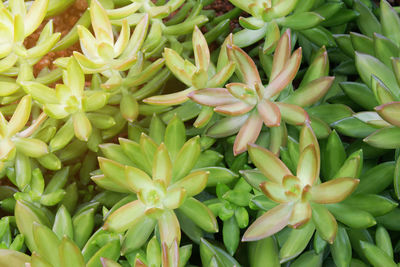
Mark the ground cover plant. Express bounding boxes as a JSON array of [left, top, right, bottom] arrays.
[[1, 0, 400, 266]]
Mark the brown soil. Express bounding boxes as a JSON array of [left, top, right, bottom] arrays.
[[204, 0, 235, 16], [24, 0, 88, 76]]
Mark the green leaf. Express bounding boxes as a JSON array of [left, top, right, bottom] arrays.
[[355, 52, 400, 98], [326, 203, 376, 228], [24, 0, 49, 37], [360, 241, 397, 267], [381, 0, 400, 46], [8, 95, 31, 136], [331, 225, 352, 267], [59, 237, 85, 267], [86, 239, 120, 267], [53, 205, 73, 240], [364, 127, 400, 148], [247, 144, 292, 184], [33, 223, 61, 267], [72, 111, 92, 141], [104, 200, 146, 232], [353, 0, 381, 37], [178, 197, 218, 233], [248, 236, 279, 267], [279, 221, 315, 262], [311, 203, 337, 244], [242, 204, 293, 242], [197, 167, 238, 187], [72, 208, 95, 249], [15, 200, 50, 252], [0, 249, 30, 267], [277, 12, 324, 30], [200, 238, 241, 267], [172, 136, 201, 181], [122, 217, 156, 254]]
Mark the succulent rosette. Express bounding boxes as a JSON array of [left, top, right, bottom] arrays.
[[21, 57, 109, 147], [144, 26, 235, 128], [0, 0, 61, 72], [241, 125, 359, 243], [229, 0, 358, 50], [189, 30, 334, 155], [70, 0, 149, 89], [94, 115, 218, 264], [0, 95, 56, 189]]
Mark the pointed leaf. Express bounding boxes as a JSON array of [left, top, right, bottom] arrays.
[[33, 223, 61, 267], [207, 114, 248, 138], [170, 170, 208, 197], [257, 99, 281, 127], [311, 178, 359, 204], [311, 203, 337, 244], [104, 200, 146, 232], [233, 111, 263, 155], [8, 95, 31, 136], [188, 88, 238, 107], [164, 115, 185, 161], [158, 210, 181, 247], [125, 165, 154, 193], [375, 101, 400, 127], [381, 0, 400, 46], [171, 136, 201, 181], [276, 102, 309, 125], [242, 204, 293, 241], [289, 201, 312, 228], [264, 48, 302, 98], [24, 0, 48, 37], [90, 0, 113, 44], [193, 26, 210, 70], [297, 145, 318, 186], [271, 29, 291, 80], [178, 197, 218, 233], [228, 45, 261, 86], [248, 143, 292, 183], [283, 77, 334, 107]]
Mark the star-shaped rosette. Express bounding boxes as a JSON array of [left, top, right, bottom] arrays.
[[94, 129, 218, 263], [0, 0, 60, 74], [143, 26, 236, 128], [72, 0, 149, 89], [21, 57, 109, 143], [241, 125, 359, 242], [189, 30, 313, 155]]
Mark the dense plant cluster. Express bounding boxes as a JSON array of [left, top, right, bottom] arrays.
[[1, 0, 400, 266]]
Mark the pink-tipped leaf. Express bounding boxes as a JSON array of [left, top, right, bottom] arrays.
[[242, 203, 293, 241], [247, 143, 292, 183]]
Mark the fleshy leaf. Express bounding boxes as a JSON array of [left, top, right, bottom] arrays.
[[125, 165, 154, 193], [104, 200, 146, 232], [297, 145, 318, 186], [257, 99, 281, 127], [247, 143, 292, 183], [311, 178, 359, 204], [242, 204, 293, 241], [375, 101, 400, 127], [188, 88, 239, 107], [228, 45, 261, 87], [289, 201, 312, 228]]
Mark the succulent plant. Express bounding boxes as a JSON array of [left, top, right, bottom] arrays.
[[73, 0, 149, 88], [241, 124, 359, 242], [0, 0, 399, 266], [189, 30, 333, 154], [94, 115, 218, 263], [229, 0, 358, 50], [144, 26, 235, 128], [21, 57, 109, 144]]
